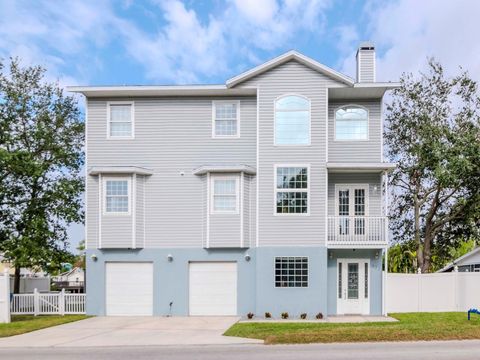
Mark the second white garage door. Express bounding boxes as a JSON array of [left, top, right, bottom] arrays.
[[189, 262, 237, 316], [105, 262, 153, 316]]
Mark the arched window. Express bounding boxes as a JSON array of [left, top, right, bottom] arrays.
[[275, 95, 310, 145], [335, 106, 368, 140]]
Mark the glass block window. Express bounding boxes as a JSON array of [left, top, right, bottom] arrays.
[[211, 176, 238, 213], [275, 166, 308, 214], [335, 106, 368, 140], [109, 103, 133, 137], [105, 179, 129, 213], [214, 102, 239, 137], [275, 95, 310, 145], [275, 257, 308, 287]]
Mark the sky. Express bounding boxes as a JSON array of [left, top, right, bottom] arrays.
[[1, 0, 479, 252]]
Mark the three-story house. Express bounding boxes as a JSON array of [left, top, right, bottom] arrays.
[[69, 42, 397, 317]]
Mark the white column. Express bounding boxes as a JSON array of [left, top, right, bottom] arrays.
[[34, 288, 39, 316], [0, 269, 11, 323], [60, 288, 65, 316]]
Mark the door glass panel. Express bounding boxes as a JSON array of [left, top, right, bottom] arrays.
[[338, 262, 342, 299], [338, 190, 349, 235], [347, 263, 359, 299], [354, 189, 366, 235], [365, 262, 369, 299]]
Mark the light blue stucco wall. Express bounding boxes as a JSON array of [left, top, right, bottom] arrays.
[[327, 249, 384, 315]]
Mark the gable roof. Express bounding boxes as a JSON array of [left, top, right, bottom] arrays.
[[226, 50, 355, 88], [437, 247, 480, 272]]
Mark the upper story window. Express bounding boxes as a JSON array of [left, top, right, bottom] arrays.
[[275, 95, 310, 145], [104, 178, 130, 214], [108, 102, 134, 139], [275, 166, 309, 215], [212, 101, 240, 138], [335, 106, 368, 140], [211, 175, 239, 214]]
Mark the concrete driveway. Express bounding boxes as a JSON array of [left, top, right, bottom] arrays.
[[0, 317, 262, 348]]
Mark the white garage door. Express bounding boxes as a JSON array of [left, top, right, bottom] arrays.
[[189, 262, 237, 316], [106, 262, 153, 316]]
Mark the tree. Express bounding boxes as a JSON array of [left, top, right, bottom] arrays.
[[74, 240, 86, 270], [0, 58, 84, 292], [385, 59, 480, 273]]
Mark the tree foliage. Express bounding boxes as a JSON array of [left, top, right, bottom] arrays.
[[0, 58, 84, 291], [385, 59, 480, 273]]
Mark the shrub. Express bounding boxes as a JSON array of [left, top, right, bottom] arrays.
[[316, 312, 324, 320], [300, 313, 307, 320], [247, 312, 254, 319], [281, 312, 289, 319], [265, 312, 272, 319]]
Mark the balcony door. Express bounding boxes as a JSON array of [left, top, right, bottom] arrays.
[[335, 185, 369, 237], [337, 259, 370, 314]]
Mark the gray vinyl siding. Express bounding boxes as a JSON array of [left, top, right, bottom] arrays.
[[357, 50, 375, 82], [86, 176, 99, 249], [86, 97, 256, 249], [327, 173, 382, 216], [328, 100, 382, 162], [236, 60, 347, 247]]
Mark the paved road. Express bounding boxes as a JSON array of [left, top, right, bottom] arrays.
[[1, 341, 480, 360]]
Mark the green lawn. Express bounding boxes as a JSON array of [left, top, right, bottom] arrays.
[[0, 315, 89, 338], [224, 313, 480, 344]]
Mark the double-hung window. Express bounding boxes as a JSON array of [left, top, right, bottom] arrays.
[[211, 175, 239, 214], [335, 106, 368, 140], [275, 95, 310, 145], [275, 166, 309, 214], [104, 178, 130, 214], [275, 257, 308, 287], [212, 101, 240, 138], [108, 102, 134, 138]]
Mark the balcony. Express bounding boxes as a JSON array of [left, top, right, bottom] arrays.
[[327, 216, 388, 248]]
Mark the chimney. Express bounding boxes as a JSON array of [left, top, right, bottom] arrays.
[[356, 42, 375, 83]]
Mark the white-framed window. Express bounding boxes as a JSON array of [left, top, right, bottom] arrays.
[[107, 101, 134, 139], [212, 101, 240, 138], [275, 257, 308, 287], [335, 184, 369, 235], [275, 95, 310, 145], [275, 165, 309, 215], [103, 177, 131, 215], [335, 105, 368, 140], [210, 175, 239, 214]]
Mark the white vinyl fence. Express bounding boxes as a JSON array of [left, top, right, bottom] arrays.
[[387, 272, 480, 313], [0, 270, 10, 323], [11, 289, 85, 315]]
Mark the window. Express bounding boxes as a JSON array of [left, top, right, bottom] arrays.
[[275, 166, 309, 214], [104, 178, 130, 214], [275, 95, 310, 145], [213, 101, 240, 137], [108, 102, 134, 138], [211, 175, 239, 214], [335, 106, 368, 140], [275, 257, 308, 287]]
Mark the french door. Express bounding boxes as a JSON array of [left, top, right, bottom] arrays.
[[335, 185, 369, 237], [337, 259, 370, 314]]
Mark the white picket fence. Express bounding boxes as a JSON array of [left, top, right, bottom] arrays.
[[387, 272, 480, 313], [11, 289, 86, 315]]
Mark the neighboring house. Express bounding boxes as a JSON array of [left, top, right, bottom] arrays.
[[1, 255, 50, 293], [69, 42, 397, 317], [438, 247, 480, 273], [52, 267, 85, 293]]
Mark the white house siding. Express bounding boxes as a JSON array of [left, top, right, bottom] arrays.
[[328, 100, 382, 163], [86, 97, 256, 249], [236, 60, 347, 247], [357, 50, 375, 83]]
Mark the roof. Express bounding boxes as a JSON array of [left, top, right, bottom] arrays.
[[437, 247, 480, 272], [327, 162, 396, 173], [193, 165, 256, 175], [88, 166, 154, 175]]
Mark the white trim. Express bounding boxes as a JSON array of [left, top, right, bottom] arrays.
[[325, 170, 329, 246], [333, 104, 369, 141], [102, 176, 132, 216], [240, 172, 244, 247], [334, 184, 370, 217], [325, 88, 329, 161], [274, 164, 311, 216], [85, 97, 88, 250], [106, 101, 135, 140], [98, 174, 102, 249], [143, 176, 146, 249], [273, 94, 311, 146], [226, 50, 354, 88], [255, 87, 260, 248], [210, 174, 240, 215], [274, 256, 310, 288], [357, 50, 362, 83], [380, 99, 384, 162], [206, 172, 210, 248], [383, 248, 388, 316], [132, 173, 136, 249], [212, 100, 241, 139]]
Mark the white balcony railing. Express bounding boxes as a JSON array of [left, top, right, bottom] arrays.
[[327, 216, 388, 247]]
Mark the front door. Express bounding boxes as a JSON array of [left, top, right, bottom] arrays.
[[337, 259, 370, 314]]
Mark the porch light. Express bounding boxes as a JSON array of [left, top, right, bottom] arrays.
[[375, 251, 379, 259], [329, 252, 333, 259], [167, 254, 173, 262], [245, 254, 251, 262], [90, 254, 98, 262]]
